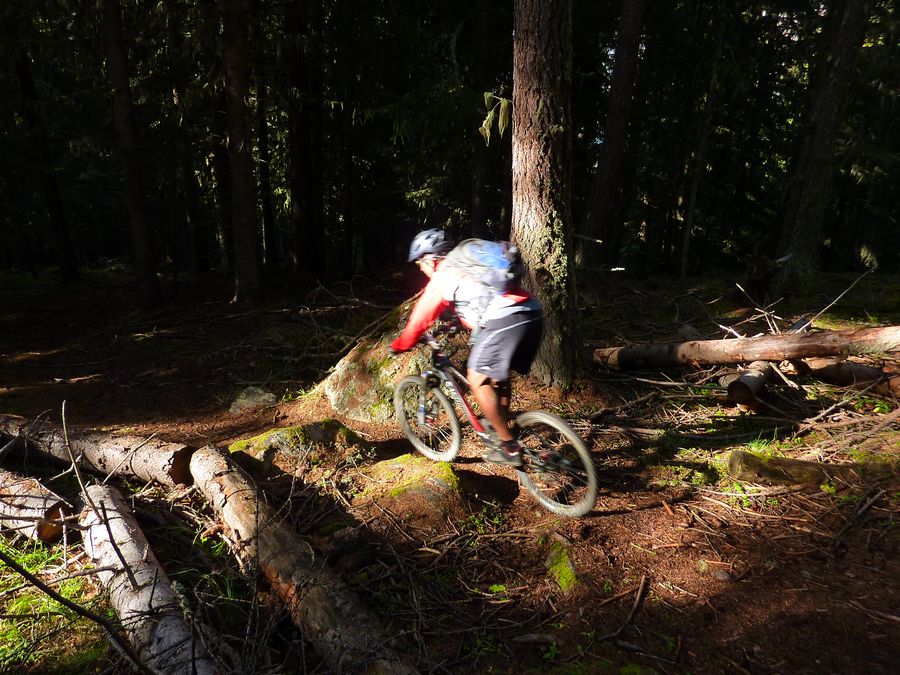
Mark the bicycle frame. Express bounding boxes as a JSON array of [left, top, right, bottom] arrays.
[[420, 334, 496, 447]]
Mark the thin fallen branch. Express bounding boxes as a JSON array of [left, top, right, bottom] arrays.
[[831, 486, 885, 551], [597, 575, 648, 641]]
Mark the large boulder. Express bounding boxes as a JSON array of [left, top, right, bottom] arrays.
[[321, 300, 429, 423]]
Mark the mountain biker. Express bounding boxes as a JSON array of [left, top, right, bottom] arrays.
[[389, 228, 544, 467]]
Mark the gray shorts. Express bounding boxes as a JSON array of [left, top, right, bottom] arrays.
[[467, 309, 544, 381]]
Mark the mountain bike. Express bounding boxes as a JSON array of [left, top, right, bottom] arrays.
[[393, 330, 598, 517]]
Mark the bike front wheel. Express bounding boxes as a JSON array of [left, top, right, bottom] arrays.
[[393, 375, 462, 461], [514, 411, 598, 517]]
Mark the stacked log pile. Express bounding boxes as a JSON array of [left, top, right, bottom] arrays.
[[0, 417, 418, 674]]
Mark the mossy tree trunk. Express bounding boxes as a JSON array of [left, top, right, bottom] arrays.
[[511, 0, 578, 388]]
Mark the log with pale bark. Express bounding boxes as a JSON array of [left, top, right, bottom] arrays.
[[801, 358, 900, 397], [728, 450, 858, 486], [0, 415, 193, 488], [719, 361, 774, 404], [79, 484, 216, 674], [0, 469, 71, 542], [189, 445, 417, 674], [593, 325, 900, 369]]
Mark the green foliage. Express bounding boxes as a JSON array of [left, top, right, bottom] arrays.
[[479, 93, 511, 146], [0, 0, 896, 292], [0, 538, 109, 672]]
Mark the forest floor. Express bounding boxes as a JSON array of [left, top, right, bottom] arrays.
[[0, 266, 898, 674]]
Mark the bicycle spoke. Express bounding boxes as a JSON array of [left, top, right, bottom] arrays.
[[394, 376, 462, 461], [515, 412, 598, 517]]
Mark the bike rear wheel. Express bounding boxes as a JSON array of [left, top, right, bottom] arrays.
[[393, 375, 462, 461], [514, 411, 598, 517]]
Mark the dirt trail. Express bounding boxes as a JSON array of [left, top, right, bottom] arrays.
[[1, 271, 897, 673]]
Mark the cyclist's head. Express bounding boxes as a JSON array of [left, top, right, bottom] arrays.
[[407, 228, 452, 263]]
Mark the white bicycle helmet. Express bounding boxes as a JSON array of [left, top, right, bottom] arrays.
[[407, 228, 452, 262]]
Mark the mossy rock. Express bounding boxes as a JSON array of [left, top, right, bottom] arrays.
[[321, 299, 431, 423], [359, 453, 465, 531], [545, 541, 578, 593], [228, 419, 370, 476]]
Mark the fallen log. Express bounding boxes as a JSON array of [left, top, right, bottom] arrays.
[[79, 484, 216, 675], [189, 445, 416, 674], [0, 469, 71, 542], [719, 361, 774, 404], [727, 450, 857, 486], [0, 415, 193, 488], [801, 358, 900, 397], [593, 325, 900, 369]]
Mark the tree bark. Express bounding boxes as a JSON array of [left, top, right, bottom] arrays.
[[189, 445, 416, 674], [774, 0, 869, 293], [0, 469, 70, 542], [14, 49, 79, 283], [679, 3, 726, 280], [222, 0, 263, 302], [719, 361, 774, 404], [212, 141, 235, 270], [512, 0, 577, 388], [101, 0, 161, 307], [802, 357, 900, 397], [580, 0, 645, 268], [728, 450, 857, 486], [0, 416, 193, 488], [594, 326, 900, 369], [253, 9, 278, 269], [80, 484, 216, 674], [287, 0, 325, 277]]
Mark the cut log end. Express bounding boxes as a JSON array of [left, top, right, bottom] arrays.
[[34, 502, 71, 542], [168, 446, 195, 486]]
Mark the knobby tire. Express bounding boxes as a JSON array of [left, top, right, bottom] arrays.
[[514, 411, 598, 517], [393, 375, 462, 461]]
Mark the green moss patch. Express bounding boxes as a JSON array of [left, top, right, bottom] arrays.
[[365, 453, 460, 497], [545, 541, 578, 593]]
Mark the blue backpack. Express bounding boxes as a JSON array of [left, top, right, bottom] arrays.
[[441, 238, 524, 293]]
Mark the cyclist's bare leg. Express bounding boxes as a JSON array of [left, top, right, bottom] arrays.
[[468, 369, 513, 442], [495, 380, 511, 420]]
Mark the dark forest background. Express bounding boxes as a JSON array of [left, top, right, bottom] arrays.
[[1, 0, 897, 305]]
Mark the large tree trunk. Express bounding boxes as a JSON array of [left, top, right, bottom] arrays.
[[101, 0, 161, 307], [253, 7, 278, 269], [512, 0, 578, 388], [189, 445, 416, 674], [14, 50, 79, 283], [679, 4, 726, 279], [594, 325, 900, 369], [222, 0, 263, 302], [0, 416, 193, 488], [287, 0, 326, 277], [212, 141, 235, 270], [80, 484, 216, 674], [774, 0, 869, 293], [580, 0, 645, 268], [0, 469, 70, 542]]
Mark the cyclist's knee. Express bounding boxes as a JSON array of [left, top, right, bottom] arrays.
[[468, 369, 492, 388]]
